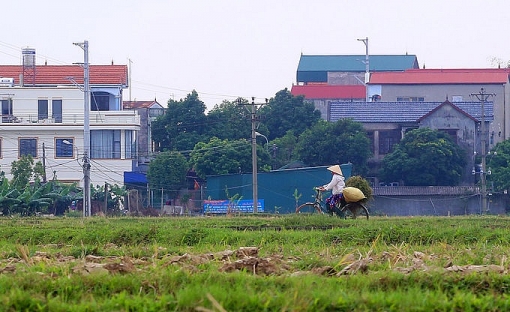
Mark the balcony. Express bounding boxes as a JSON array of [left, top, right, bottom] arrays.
[[0, 111, 140, 126]]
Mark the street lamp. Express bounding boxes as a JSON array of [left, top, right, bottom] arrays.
[[357, 37, 369, 102], [255, 131, 268, 151]]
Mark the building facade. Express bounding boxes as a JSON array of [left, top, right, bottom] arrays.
[[368, 69, 510, 147], [0, 64, 138, 188]]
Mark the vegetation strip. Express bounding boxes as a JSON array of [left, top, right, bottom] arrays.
[[1, 215, 510, 311]]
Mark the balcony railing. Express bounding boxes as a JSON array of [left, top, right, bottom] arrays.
[[0, 111, 139, 125]]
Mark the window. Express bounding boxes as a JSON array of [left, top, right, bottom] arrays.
[[55, 138, 74, 158], [38, 99, 48, 120], [91, 130, 121, 159], [52, 99, 62, 123], [91, 92, 110, 111], [396, 97, 424, 102], [19, 138, 37, 157], [379, 130, 401, 155], [1, 99, 13, 122], [451, 96, 463, 102], [125, 130, 136, 159], [440, 129, 458, 144]]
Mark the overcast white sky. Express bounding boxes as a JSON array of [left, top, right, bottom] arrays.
[[1, 0, 509, 109]]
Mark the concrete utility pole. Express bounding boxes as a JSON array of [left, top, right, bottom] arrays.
[[74, 40, 91, 217], [357, 37, 369, 102], [239, 97, 267, 213], [470, 88, 495, 214]]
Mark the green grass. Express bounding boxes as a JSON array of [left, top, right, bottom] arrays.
[[0, 215, 510, 311]]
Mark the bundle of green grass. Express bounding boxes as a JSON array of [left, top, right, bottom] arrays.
[[345, 175, 373, 203]]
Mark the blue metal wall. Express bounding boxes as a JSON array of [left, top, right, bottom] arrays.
[[205, 164, 352, 214]]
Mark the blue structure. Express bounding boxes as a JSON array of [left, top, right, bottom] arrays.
[[205, 164, 352, 214]]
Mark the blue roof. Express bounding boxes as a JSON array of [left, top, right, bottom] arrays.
[[297, 55, 419, 83], [124, 171, 147, 184], [329, 101, 494, 123]]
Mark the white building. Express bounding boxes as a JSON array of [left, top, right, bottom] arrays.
[[0, 63, 139, 188]]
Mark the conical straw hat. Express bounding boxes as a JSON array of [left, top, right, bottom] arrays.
[[327, 165, 343, 176]]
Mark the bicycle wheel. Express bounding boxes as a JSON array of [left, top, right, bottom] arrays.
[[341, 202, 369, 220], [296, 203, 322, 214]]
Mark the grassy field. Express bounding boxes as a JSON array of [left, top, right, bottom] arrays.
[[0, 215, 510, 311]]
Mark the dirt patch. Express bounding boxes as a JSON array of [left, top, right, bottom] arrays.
[[1, 245, 508, 277]]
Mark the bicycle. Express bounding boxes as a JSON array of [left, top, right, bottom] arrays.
[[295, 187, 369, 220]]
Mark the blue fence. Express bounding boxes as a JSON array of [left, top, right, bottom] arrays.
[[204, 164, 352, 214]]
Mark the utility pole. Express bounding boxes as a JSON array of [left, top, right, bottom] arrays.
[[74, 40, 91, 217], [470, 88, 495, 214], [357, 37, 369, 102], [238, 97, 267, 213]]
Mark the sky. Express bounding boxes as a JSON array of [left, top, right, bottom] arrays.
[[1, 0, 509, 110]]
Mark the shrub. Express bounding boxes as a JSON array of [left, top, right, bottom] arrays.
[[345, 175, 373, 202]]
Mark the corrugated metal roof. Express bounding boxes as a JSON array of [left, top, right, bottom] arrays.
[[297, 54, 419, 72], [291, 84, 365, 99], [369, 68, 510, 84], [0, 65, 128, 86], [329, 101, 493, 123]]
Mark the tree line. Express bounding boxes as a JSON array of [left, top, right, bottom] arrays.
[[149, 88, 503, 193], [147, 89, 373, 196]]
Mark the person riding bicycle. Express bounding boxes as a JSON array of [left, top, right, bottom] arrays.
[[318, 165, 345, 212]]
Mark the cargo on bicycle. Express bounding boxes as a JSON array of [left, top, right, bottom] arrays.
[[295, 164, 369, 219], [295, 186, 369, 219]]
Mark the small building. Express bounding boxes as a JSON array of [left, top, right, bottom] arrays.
[[329, 100, 493, 186], [123, 99, 164, 163]]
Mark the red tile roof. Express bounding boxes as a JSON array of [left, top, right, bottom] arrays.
[[123, 100, 161, 109], [291, 84, 365, 99], [0, 65, 128, 86], [369, 68, 510, 84]]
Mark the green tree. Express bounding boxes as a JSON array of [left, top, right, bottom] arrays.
[[295, 119, 372, 174], [259, 89, 321, 140], [379, 128, 467, 186], [206, 99, 254, 140], [10, 155, 44, 190], [151, 90, 208, 152], [189, 137, 270, 179], [147, 151, 189, 198], [269, 131, 299, 169], [91, 183, 128, 215], [487, 140, 510, 191]]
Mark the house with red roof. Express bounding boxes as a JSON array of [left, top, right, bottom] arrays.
[[368, 68, 510, 147], [0, 59, 139, 191], [291, 54, 419, 119]]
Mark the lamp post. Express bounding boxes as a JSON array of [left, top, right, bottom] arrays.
[[255, 131, 268, 151], [357, 37, 369, 102]]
